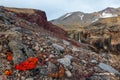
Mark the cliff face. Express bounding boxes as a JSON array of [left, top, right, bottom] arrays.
[[4, 7, 67, 37]]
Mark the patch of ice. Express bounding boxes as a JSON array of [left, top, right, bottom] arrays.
[[98, 63, 120, 75], [100, 12, 117, 18]]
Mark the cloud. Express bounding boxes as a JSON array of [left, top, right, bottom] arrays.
[[0, 0, 120, 20]]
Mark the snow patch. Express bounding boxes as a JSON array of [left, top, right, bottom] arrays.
[[78, 15, 84, 20], [63, 13, 72, 19], [100, 12, 117, 18]]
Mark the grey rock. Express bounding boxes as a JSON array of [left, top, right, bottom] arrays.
[[4, 19, 10, 25], [52, 43, 64, 53], [23, 44, 35, 57], [8, 32, 35, 64], [63, 40, 70, 45], [98, 63, 120, 75], [57, 55, 73, 67], [40, 67, 48, 75], [40, 47, 43, 52], [27, 49, 35, 57], [10, 27, 21, 32], [91, 60, 97, 63], [26, 78, 34, 80], [34, 45, 39, 51], [65, 70, 72, 78], [82, 60, 87, 64], [46, 40, 52, 45], [21, 76, 25, 80], [102, 53, 109, 59], [47, 62, 58, 73], [88, 75, 109, 80], [9, 40, 26, 64]]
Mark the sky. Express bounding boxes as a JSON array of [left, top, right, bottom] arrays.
[[0, 0, 120, 20]]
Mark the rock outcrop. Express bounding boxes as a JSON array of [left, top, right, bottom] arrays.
[[4, 7, 67, 37]]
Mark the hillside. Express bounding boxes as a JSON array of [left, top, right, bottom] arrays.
[[0, 6, 120, 80]]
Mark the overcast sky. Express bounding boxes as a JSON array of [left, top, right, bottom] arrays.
[[0, 0, 120, 20]]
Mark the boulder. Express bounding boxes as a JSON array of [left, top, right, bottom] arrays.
[[57, 55, 73, 67], [98, 63, 120, 76]]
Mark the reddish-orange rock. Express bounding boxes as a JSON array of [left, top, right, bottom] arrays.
[[5, 52, 12, 61], [15, 57, 38, 71], [4, 70, 12, 76]]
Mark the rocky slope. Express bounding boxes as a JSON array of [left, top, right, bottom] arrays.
[[0, 6, 120, 80]]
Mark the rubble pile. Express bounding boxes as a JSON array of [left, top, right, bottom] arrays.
[[0, 6, 120, 80]]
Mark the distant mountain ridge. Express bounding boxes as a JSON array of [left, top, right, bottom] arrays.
[[51, 7, 120, 29]]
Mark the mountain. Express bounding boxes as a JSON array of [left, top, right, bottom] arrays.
[[51, 7, 120, 28], [51, 7, 120, 37], [51, 7, 120, 53]]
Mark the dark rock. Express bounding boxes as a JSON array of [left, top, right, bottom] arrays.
[[30, 68, 40, 77]]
